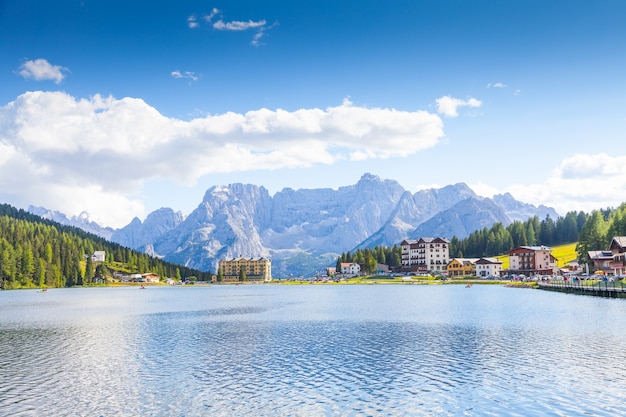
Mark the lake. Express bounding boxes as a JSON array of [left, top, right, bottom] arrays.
[[1, 284, 625, 416]]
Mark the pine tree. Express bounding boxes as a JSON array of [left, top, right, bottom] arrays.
[[84, 255, 94, 284]]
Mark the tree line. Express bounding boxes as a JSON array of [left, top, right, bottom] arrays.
[[336, 245, 402, 274], [0, 204, 212, 289], [449, 211, 587, 258], [336, 204, 626, 271]]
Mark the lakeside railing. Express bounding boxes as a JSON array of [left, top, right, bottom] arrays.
[[537, 279, 626, 298]]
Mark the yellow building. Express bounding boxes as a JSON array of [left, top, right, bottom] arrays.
[[447, 258, 479, 277], [219, 257, 272, 282]]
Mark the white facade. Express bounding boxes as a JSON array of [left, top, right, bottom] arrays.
[[340, 262, 361, 275], [475, 258, 503, 277], [91, 251, 106, 262], [401, 237, 450, 272]]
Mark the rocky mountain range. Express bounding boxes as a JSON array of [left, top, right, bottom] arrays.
[[29, 173, 558, 277]]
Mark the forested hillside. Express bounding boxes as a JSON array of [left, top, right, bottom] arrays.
[[449, 211, 587, 258], [338, 204, 626, 271], [450, 204, 626, 262], [0, 204, 212, 289]]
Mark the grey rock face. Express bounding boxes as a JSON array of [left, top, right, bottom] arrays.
[[31, 174, 559, 277]]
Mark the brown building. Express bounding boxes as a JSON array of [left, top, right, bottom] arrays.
[[507, 246, 556, 276], [588, 236, 626, 276], [219, 257, 272, 282]]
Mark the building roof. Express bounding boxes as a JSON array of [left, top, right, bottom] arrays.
[[508, 245, 552, 254], [449, 258, 479, 265], [418, 237, 451, 244], [476, 257, 502, 264], [223, 257, 271, 262], [588, 250, 614, 260], [402, 237, 450, 245], [610, 236, 626, 250]]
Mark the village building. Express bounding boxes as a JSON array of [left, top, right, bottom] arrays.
[[91, 251, 106, 262], [475, 257, 503, 277], [219, 257, 272, 282], [401, 237, 450, 273], [141, 273, 160, 283], [339, 262, 361, 275], [506, 245, 557, 276], [446, 258, 479, 277], [588, 236, 626, 276]]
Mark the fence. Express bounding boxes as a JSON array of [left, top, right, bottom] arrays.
[[537, 279, 626, 298]]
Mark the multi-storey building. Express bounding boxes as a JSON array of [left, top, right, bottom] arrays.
[[219, 257, 272, 282], [507, 246, 556, 276], [401, 237, 450, 273]]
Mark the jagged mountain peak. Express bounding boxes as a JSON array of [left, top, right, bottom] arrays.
[[27, 205, 114, 239], [39, 173, 558, 277], [493, 192, 559, 221]]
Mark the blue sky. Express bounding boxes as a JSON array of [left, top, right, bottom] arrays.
[[1, 0, 625, 228]]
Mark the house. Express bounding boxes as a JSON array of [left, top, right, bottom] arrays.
[[141, 273, 160, 283], [326, 267, 337, 277], [219, 257, 272, 282], [340, 262, 361, 275], [588, 250, 614, 274], [446, 258, 479, 277], [401, 237, 450, 273], [588, 236, 626, 276], [475, 257, 503, 277], [91, 251, 105, 262], [507, 246, 557, 276]]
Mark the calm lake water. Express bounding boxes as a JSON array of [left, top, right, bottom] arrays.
[[1, 284, 625, 416]]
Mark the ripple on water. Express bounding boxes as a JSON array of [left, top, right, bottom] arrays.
[[2, 286, 626, 416]]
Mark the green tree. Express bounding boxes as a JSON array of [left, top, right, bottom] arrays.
[[576, 210, 609, 265], [84, 255, 95, 285], [365, 252, 377, 274], [239, 266, 247, 282]]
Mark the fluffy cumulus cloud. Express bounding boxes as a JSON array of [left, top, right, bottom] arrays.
[[435, 96, 481, 117], [0, 92, 443, 227], [18, 59, 68, 84], [504, 153, 626, 216]]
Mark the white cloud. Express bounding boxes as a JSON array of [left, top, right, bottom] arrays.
[[487, 82, 507, 88], [0, 91, 444, 227], [501, 153, 626, 216], [468, 182, 501, 199], [18, 59, 68, 84], [187, 15, 199, 28], [171, 70, 199, 81], [191, 7, 276, 46], [203, 8, 220, 23], [435, 96, 481, 117], [213, 19, 266, 31]]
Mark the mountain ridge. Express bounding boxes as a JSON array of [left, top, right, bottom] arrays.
[[27, 174, 559, 276]]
